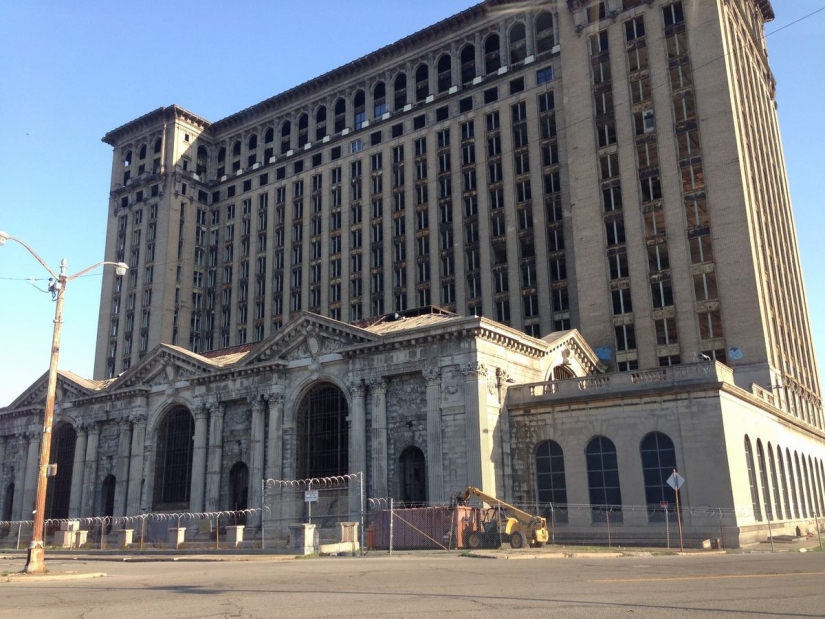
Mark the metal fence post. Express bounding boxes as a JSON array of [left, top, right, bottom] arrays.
[[261, 479, 265, 551], [359, 472, 365, 557], [389, 498, 394, 556], [606, 509, 612, 548], [16, 523, 22, 550]]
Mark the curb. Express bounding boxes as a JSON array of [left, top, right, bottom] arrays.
[[1, 571, 107, 583]]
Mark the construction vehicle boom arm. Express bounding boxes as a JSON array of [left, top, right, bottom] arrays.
[[458, 486, 540, 528]]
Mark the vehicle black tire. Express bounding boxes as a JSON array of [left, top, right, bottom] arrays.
[[466, 531, 483, 549], [510, 531, 527, 549]]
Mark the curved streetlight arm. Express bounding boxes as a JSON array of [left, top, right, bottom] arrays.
[[67, 260, 129, 281], [0, 231, 59, 280]]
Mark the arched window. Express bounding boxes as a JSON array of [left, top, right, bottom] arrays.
[[509, 22, 527, 64], [460, 45, 476, 85], [586, 436, 622, 522], [399, 446, 426, 504], [138, 144, 147, 160], [437, 54, 452, 93], [535, 440, 567, 523], [280, 121, 292, 154], [217, 147, 227, 177], [353, 91, 366, 130], [248, 134, 258, 151], [297, 113, 309, 147], [801, 454, 814, 517], [264, 127, 274, 144], [776, 446, 791, 519], [296, 383, 349, 478], [484, 34, 501, 74], [767, 443, 783, 519], [394, 73, 407, 110], [123, 150, 132, 167], [415, 64, 429, 102], [373, 82, 386, 118], [102, 474, 116, 532], [4, 483, 15, 522], [744, 436, 762, 521], [552, 365, 575, 380], [196, 145, 208, 176], [756, 440, 772, 521], [818, 459, 825, 516], [786, 448, 800, 518], [334, 98, 347, 133], [232, 140, 241, 157], [153, 407, 195, 510], [536, 12, 555, 54], [315, 106, 327, 141], [794, 451, 808, 518], [640, 432, 676, 522], [45, 423, 76, 520], [809, 456, 822, 517], [229, 461, 249, 525], [153, 138, 162, 154]]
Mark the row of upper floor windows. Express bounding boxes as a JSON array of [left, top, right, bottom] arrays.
[[117, 11, 559, 173]]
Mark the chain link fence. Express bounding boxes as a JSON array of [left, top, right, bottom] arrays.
[[364, 501, 744, 551]]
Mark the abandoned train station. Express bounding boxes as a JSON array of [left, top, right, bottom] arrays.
[[0, 307, 823, 547], [2, 0, 825, 548]]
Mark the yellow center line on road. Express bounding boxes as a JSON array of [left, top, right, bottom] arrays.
[[592, 571, 825, 583]]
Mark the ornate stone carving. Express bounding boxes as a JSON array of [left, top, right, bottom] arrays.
[[461, 362, 488, 379], [270, 392, 285, 408], [422, 366, 441, 385], [347, 379, 366, 398]]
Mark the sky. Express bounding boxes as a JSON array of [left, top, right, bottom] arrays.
[[0, 1, 823, 408]]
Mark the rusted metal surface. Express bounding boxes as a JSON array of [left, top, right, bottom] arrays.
[[372, 506, 476, 550]]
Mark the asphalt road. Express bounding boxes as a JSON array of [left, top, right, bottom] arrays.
[[1, 551, 823, 618]]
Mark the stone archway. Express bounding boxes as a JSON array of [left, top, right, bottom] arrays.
[[295, 382, 349, 479], [399, 446, 426, 504], [45, 423, 76, 520], [152, 407, 194, 510]]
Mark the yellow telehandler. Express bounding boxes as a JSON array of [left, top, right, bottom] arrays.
[[457, 486, 550, 549]]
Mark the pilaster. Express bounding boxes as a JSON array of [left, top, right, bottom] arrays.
[[189, 404, 209, 512], [424, 367, 444, 503], [205, 402, 225, 512], [369, 377, 388, 498], [68, 425, 88, 518]]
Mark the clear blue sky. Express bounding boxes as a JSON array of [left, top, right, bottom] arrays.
[[1, 1, 823, 407]]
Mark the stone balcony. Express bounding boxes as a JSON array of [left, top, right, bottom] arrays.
[[507, 361, 735, 408]]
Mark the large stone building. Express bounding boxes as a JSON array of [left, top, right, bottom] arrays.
[[1, 0, 823, 547]]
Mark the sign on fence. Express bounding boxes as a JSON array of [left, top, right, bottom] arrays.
[[304, 490, 319, 503]]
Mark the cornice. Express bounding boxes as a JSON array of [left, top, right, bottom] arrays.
[[102, 105, 212, 147]]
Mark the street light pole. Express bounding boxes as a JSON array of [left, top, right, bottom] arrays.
[[0, 231, 127, 574]]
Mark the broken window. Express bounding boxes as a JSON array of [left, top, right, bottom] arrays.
[[315, 106, 327, 141], [334, 98, 346, 133], [509, 22, 526, 64], [415, 64, 429, 102], [460, 44, 476, 84], [280, 121, 291, 154], [298, 113, 309, 147], [354, 90, 366, 130], [153, 408, 194, 510], [535, 12, 555, 54], [394, 73, 407, 110], [484, 34, 501, 74], [437, 54, 452, 93]]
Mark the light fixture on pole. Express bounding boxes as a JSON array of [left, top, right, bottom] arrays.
[[0, 230, 127, 574]]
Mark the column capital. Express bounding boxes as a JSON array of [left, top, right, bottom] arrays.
[[250, 397, 267, 415], [208, 402, 226, 417], [118, 417, 133, 430], [270, 392, 285, 407], [368, 375, 387, 393], [348, 379, 366, 397], [194, 404, 210, 421], [461, 362, 487, 379], [422, 366, 441, 385], [130, 413, 147, 426]]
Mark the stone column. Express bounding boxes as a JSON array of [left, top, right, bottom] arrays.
[[0, 436, 6, 518], [21, 432, 40, 521], [424, 367, 444, 503], [68, 425, 88, 518], [126, 414, 147, 515], [265, 392, 285, 481], [80, 424, 100, 517], [113, 419, 133, 517], [189, 405, 209, 513], [205, 402, 225, 512], [462, 362, 487, 490], [348, 379, 367, 477], [248, 397, 267, 529], [349, 378, 367, 519], [369, 377, 388, 498]]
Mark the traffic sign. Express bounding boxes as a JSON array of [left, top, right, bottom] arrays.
[[667, 471, 685, 490]]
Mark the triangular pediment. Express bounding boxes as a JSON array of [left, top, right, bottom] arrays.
[[5, 370, 102, 411], [541, 329, 606, 377], [108, 343, 219, 391], [240, 312, 380, 366]]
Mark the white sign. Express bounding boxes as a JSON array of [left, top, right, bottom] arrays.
[[304, 490, 319, 503], [667, 472, 685, 490]]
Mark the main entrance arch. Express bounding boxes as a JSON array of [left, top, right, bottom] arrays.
[[152, 407, 194, 510], [296, 383, 349, 479]]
